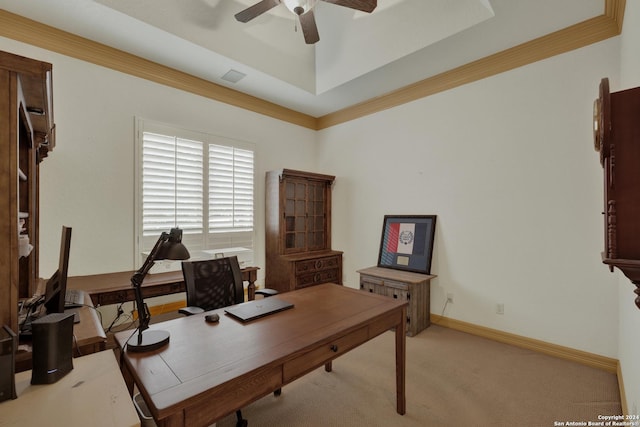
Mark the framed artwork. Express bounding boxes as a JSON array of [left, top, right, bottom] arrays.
[[377, 215, 437, 274]]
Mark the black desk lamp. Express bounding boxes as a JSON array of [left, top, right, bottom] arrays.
[[127, 227, 190, 352]]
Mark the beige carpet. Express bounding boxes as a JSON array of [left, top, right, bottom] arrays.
[[213, 325, 620, 427]]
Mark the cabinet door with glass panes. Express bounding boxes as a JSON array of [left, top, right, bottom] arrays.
[[284, 177, 329, 253], [266, 169, 340, 293]]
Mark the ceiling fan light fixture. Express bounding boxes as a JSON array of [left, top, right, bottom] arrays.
[[282, 0, 318, 16]]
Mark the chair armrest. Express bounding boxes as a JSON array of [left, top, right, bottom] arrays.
[[255, 288, 278, 297], [179, 306, 205, 316]]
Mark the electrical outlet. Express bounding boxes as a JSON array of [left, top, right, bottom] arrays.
[[446, 293, 454, 304], [496, 303, 504, 315]]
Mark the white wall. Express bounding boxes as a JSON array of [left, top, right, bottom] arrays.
[[618, 0, 640, 416], [0, 37, 317, 283], [0, 11, 629, 364], [317, 37, 621, 358]]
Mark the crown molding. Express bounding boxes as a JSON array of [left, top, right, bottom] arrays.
[[0, 0, 625, 131], [0, 9, 317, 129], [317, 0, 625, 129]]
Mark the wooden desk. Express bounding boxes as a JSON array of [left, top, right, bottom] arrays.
[[68, 267, 260, 306], [16, 290, 107, 371], [1, 350, 140, 427], [114, 284, 407, 427], [65, 290, 108, 354]]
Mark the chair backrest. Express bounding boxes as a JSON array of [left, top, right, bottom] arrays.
[[181, 256, 245, 311]]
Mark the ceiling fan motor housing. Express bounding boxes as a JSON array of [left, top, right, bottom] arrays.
[[236, 0, 376, 44], [283, 0, 318, 15]]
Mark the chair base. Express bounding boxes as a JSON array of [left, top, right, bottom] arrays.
[[236, 409, 247, 427]]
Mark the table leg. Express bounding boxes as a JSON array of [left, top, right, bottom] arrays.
[[118, 351, 135, 397], [247, 282, 256, 301], [396, 307, 406, 415], [243, 269, 258, 301]]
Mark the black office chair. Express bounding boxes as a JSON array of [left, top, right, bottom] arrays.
[[180, 255, 278, 427], [180, 255, 277, 315]]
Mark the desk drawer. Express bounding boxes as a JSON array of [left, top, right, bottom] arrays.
[[184, 365, 282, 426], [283, 327, 368, 383], [97, 290, 134, 306]]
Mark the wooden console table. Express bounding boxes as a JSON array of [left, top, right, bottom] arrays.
[[358, 266, 436, 337], [2, 350, 140, 427], [67, 267, 260, 306]]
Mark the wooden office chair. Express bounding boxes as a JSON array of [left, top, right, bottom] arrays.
[[180, 255, 278, 427]]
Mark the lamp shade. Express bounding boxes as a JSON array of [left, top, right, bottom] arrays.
[[155, 228, 190, 261]]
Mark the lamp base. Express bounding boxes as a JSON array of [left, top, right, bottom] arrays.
[[126, 329, 170, 353]]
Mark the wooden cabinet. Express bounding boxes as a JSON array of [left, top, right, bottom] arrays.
[[358, 266, 436, 336], [593, 78, 640, 308], [0, 51, 55, 333], [265, 169, 342, 292]]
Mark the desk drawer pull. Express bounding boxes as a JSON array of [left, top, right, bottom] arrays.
[[330, 345, 338, 352]]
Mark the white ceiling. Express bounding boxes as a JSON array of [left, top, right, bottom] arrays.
[[0, 0, 604, 116]]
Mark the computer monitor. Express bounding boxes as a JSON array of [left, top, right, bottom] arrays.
[[43, 226, 72, 314]]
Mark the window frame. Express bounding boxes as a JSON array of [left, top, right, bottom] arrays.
[[134, 118, 256, 268]]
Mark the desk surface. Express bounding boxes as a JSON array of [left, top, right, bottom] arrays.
[[1, 350, 140, 427], [115, 283, 407, 427], [64, 290, 107, 350]]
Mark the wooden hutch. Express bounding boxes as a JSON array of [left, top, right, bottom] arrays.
[[0, 51, 55, 333], [265, 169, 342, 293]]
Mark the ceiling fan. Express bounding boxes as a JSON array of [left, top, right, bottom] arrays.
[[235, 0, 377, 45]]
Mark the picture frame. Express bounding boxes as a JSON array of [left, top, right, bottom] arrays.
[[377, 215, 437, 274]]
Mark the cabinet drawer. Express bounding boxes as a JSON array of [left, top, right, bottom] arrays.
[[283, 327, 368, 383], [360, 274, 384, 287], [360, 281, 408, 300], [360, 280, 386, 296], [361, 274, 407, 290], [386, 286, 409, 301], [295, 256, 340, 274], [296, 268, 339, 288], [381, 278, 408, 291]]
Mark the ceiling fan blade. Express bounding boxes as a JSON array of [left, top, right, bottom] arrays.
[[299, 10, 320, 44], [235, 0, 281, 23], [321, 0, 376, 13]]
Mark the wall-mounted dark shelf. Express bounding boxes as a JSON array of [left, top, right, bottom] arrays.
[[593, 78, 640, 308]]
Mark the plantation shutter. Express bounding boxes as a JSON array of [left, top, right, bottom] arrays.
[[137, 121, 255, 261], [209, 145, 254, 232], [142, 132, 203, 237]]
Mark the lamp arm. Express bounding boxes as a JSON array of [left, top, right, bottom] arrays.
[[131, 232, 169, 333]]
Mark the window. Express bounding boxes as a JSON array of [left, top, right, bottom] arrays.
[[135, 119, 254, 266]]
